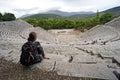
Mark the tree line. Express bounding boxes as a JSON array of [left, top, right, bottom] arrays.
[[24, 12, 112, 31], [0, 13, 16, 21]]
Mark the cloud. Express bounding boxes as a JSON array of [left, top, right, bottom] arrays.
[[0, 0, 120, 17], [59, 0, 120, 12], [13, 7, 39, 12]]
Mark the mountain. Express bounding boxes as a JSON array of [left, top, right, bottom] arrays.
[[21, 10, 94, 19], [45, 10, 94, 17], [22, 6, 120, 19], [21, 10, 94, 18], [68, 6, 120, 19], [20, 14, 33, 18], [101, 6, 120, 18], [68, 14, 95, 19], [23, 13, 63, 19]]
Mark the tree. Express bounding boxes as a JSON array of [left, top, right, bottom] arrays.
[[0, 13, 2, 21], [25, 18, 37, 27], [23, 12, 113, 31], [2, 13, 16, 21], [100, 13, 112, 24], [96, 10, 100, 19], [95, 10, 100, 24]]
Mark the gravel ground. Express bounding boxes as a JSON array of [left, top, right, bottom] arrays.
[[0, 58, 103, 80]]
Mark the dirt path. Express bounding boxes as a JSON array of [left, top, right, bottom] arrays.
[[48, 29, 81, 44]]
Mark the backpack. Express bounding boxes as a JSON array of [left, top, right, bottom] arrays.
[[20, 42, 42, 66]]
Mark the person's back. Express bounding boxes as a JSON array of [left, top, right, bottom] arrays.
[[20, 32, 49, 66]]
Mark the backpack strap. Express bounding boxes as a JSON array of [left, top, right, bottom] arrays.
[[29, 44, 34, 52], [26, 42, 35, 64]]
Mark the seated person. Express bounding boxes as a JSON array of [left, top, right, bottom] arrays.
[[20, 32, 49, 66]]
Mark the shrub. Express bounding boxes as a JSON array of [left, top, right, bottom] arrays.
[[2, 13, 16, 21], [100, 13, 112, 24], [0, 13, 2, 21]]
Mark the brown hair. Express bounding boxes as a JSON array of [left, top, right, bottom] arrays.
[[28, 32, 37, 42]]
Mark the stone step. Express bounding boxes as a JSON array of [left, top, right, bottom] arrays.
[[72, 54, 103, 64], [114, 56, 120, 65], [54, 62, 118, 80], [34, 60, 56, 71], [0, 49, 21, 63], [99, 51, 115, 59], [33, 60, 118, 80], [45, 54, 69, 62]]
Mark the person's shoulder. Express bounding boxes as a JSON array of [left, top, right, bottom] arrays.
[[22, 42, 28, 48], [34, 41, 40, 44], [23, 42, 28, 45], [34, 41, 41, 45], [24, 41, 31, 45]]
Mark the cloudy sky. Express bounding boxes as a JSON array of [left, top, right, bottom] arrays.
[[0, 0, 120, 17]]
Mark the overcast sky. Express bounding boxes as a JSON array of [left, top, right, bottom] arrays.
[[0, 0, 120, 17]]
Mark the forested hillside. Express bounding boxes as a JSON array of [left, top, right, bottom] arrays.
[[24, 12, 113, 31]]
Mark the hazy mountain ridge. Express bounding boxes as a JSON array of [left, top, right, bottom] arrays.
[[45, 10, 94, 17], [22, 6, 120, 19], [101, 6, 120, 18], [22, 13, 63, 19]]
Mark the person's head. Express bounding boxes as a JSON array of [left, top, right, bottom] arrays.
[[28, 32, 37, 42]]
